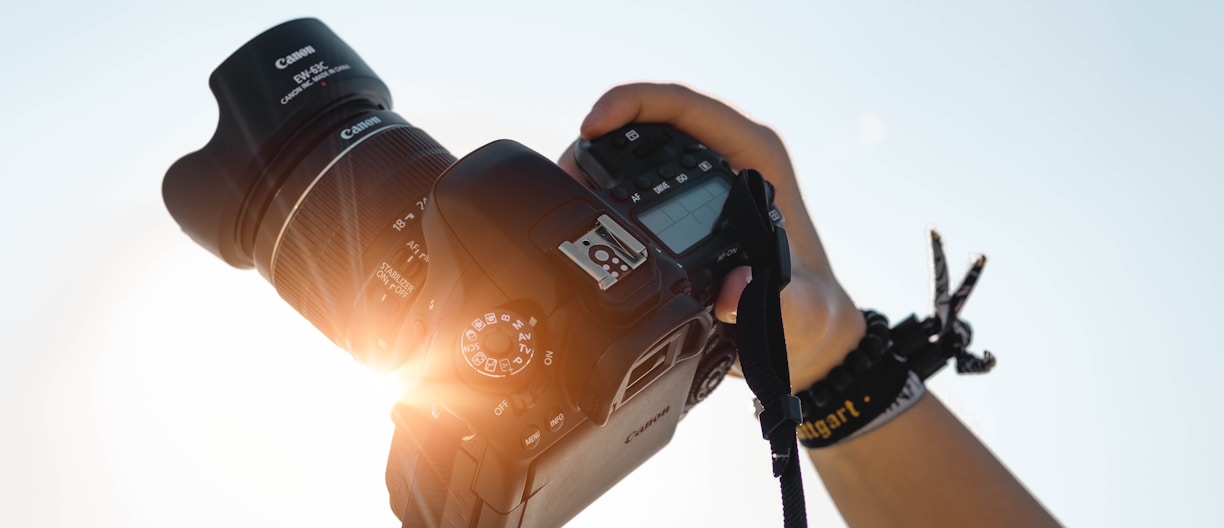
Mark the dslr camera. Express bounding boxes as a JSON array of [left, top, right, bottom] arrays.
[[164, 18, 779, 527]]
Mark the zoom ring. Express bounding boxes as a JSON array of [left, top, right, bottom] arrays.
[[272, 126, 457, 343]]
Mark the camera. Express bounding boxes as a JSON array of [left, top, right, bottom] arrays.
[[163, 18, 778, 527]]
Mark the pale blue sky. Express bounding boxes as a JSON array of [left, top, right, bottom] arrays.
[[1, 1, 1220, 526]]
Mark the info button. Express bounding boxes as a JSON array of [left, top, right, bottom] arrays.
[[521, 425, 543, 451], [546, 408, 565, 432]]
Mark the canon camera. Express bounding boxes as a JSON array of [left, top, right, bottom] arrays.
[[163, 18, 780, 527]]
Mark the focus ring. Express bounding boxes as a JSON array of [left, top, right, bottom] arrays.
[[272, 126, 456, 342]]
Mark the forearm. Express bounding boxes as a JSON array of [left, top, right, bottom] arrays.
[[807, 394, 1060, 528], [776, 159, 1054, 525]]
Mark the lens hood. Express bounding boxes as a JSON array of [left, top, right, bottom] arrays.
[[163, 18, 391, 267]]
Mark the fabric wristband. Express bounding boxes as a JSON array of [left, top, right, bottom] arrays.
[[795, 310, 913, 448], [791, 230, 996, 449], [839, 370, 926, 444]]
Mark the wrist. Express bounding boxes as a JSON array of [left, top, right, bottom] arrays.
[[794, 310, 918, 448], [785, 285, 865, 391]]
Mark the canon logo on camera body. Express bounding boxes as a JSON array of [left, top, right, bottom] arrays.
[[340, 116, 383, 140], [624, 405, 671, 444], [274, 45, 317, 69]]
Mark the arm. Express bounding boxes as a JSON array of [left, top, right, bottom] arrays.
[[810, 394, 1057, 527], [578, 83, 1059, 527]]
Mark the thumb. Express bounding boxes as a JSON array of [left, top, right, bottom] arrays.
[[714, 267, 752, 324]]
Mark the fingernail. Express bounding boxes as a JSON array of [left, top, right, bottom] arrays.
[[728, 310, 737, 324]]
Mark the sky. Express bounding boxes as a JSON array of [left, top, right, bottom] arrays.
[[1, 0, 1221, 526]]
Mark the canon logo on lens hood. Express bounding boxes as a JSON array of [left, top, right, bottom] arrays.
[[274, 45, 317, 69], [340, 116, 383, 140]]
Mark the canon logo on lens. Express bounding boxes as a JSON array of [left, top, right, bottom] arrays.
[[274, 45, 316, 69], [340, 116, 382, 140]]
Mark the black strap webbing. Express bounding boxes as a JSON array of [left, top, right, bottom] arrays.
[[387, 404, 465, 527], [724, 169, 807, 528]]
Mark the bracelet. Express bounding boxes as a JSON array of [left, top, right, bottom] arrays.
[[792, 229, 998, 448], [840, 370, 926, 443], [795, 310, 916, 448]]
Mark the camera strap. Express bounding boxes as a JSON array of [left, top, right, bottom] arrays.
[[387, 403, 468, 527], [723, 169, 807, 528]]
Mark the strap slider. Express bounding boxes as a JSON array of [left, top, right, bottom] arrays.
[[757, 394, 803, 440]]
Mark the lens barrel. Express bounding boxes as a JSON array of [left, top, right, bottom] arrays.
[[163, 18, 455, 355], [265, 116, 454, 343]]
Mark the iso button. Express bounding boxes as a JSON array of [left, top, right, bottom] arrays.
[[457, 309, 538, 388]]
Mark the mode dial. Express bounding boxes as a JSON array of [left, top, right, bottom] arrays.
[[458, 309, 538, 383]]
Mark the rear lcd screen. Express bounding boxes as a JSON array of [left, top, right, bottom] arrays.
[[637, 178, 730, 254]]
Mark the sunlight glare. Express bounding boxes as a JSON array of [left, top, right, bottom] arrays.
[[323, 356, 414, 411]]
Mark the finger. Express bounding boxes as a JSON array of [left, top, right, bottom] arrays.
[[578, 83, 789, 175], [728, 358, 743, 378], [581, 83, 835, 275], [714, 266, 752, 324]]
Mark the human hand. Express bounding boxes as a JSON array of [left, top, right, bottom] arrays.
[[562, 83, 865, 390]]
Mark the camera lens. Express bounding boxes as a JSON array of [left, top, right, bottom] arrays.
[[261, 114, 454, 356], [163, 18, 456, 368]]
